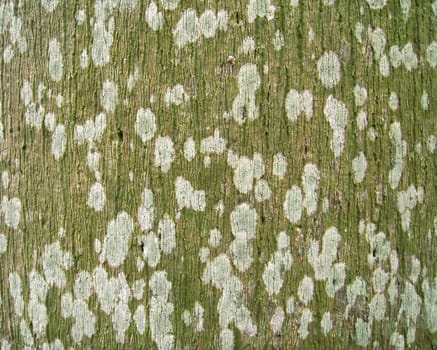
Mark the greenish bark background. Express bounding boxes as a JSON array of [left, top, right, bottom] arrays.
[[0, 0, 436, 349]]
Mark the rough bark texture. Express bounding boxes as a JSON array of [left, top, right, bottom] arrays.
[[0, 0, 436, 349]]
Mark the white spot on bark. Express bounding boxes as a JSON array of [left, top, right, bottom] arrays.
[[41, 0, 59, 12], [273, 30, 284, 51], [141, 232, 161, 267], [9, 272, 24, 316], [232, 64, 261, 124], [366, 0, 387, 10], [352, 152, 367, 184], [183, 137, 196, 161], [355, 318, 370, 346], [317, 51, 341, 88], [270, 306, 285, 334], [101, 80, 118, 113], [112, 302, 131, 344], [87, 182, 106, 212], [102, 212, 134, 268], [298, 308, 313, 339], [284, 185, 302, 224], [199, 10, 217, 38], [426, 41, 437, 67], [353, 84, 368, 106], [91, 19, 114, 67], [302, 163, 320, 216], [146, 2, 163, 31], [74, 271, 93, 301], [51, 124, 66, 160], [298, 275, 314, 306], [247, 0, 275, 23], [154, 136, 175, 173], [321, 312, 332, 335], [173, 9, 200, 48], [324, 95, 348, 157], [135, 107, 156, 142], [1, 196, 21, 229], [133, 304, 146, 335], [285, 89, 313, 121], [0, 233, 6, 253], [159, 214, 176, 254], [48, 39, 63, 82], [164, 84, 189, 106]]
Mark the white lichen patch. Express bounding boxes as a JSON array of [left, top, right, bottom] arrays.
[[201, 254, 232, 289], [353, 84, 368, 106], [388, 91, 399, 111], [229, 238, 253, 272], [173, 9, 200, 48], [164, 84, 189, 107], [220, 328, 234, 350], [193, 301, 204, 332], [51, 124, 66, 160], [355, 318, 370, 346], [367, 0, 387, 10], [161, 0, 180, 10], [401, 42, 418, 71], [48, 38, 63, 82], [87, 182, 106, 212], [200, 129, 227, 156], [133, 305, 146, 335], [308, 227, 345, 297], [1, 196, 21, 229], [262, 232, 293, 296], [239, 36, 256, 55], [379, 54, 390, 77], [369, 27, 386, 61], [208, 228, 222, 248], [254, 179, 272, 202], [154, 136, 175, 173], [175, 176, 206, 212], [199, 10, 217, 38], [284, 185, 302, 224], [183, 137, 196, 161], [41, 0, 59, 13], [302, 163, 320, 216], [25, 103, 45, 130], [390, 331, 405, 350], [369, 293, 386, 321], [273, 152, 287, 179], [317, 51, 341, 88], [71, 299, 96, 343], [102, 212, 134, 268], [135, 108, 156, 142], [427, 135, 436, 154], [247, 0, 275, 23], [101, 80, 118, 114], [372, 267, 389, 293], [397, 184, 422, 233], [138, 187, 154, 231], [422, 275, 437, 333], [74, 271, 93, 300], [132, 279, 145, 300], [298, 308, 313, 339], [0, 233, 7, 254], [273, 30, 284, 51], [80, 49, 88, 68], [352, 152, 367, 184], [399, 282, 421, 344], [146, 2, 163, 31], [426, 41, 437, 68], [44, 112, 56, 132], [149, 271, 174, 350], [9, 272, 24, 316], [298, 275, 314, 306], [321, 312, 332, 336], [409, 256, 420, 283], [112, 302, 131, 344], [270, 306, 285, 334], [230, 203, 257, 240], [158, 214, 176, 254], [324, 95, 348, 157], [231, 64, 261, 124], [91, 18, 114, 67], [421, 91, 429, 111], [285, 89, 313, 121], [141, 232, 161, 267], [20, 320, 34, 347], [42, 241, 71, 289]]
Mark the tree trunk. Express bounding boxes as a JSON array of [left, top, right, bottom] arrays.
[[0, 0, 436, 349]]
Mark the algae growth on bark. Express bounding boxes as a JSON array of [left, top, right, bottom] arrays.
[[0, 0, 436, 349]]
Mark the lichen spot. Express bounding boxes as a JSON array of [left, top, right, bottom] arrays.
[[317, 51, 341, 88]]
